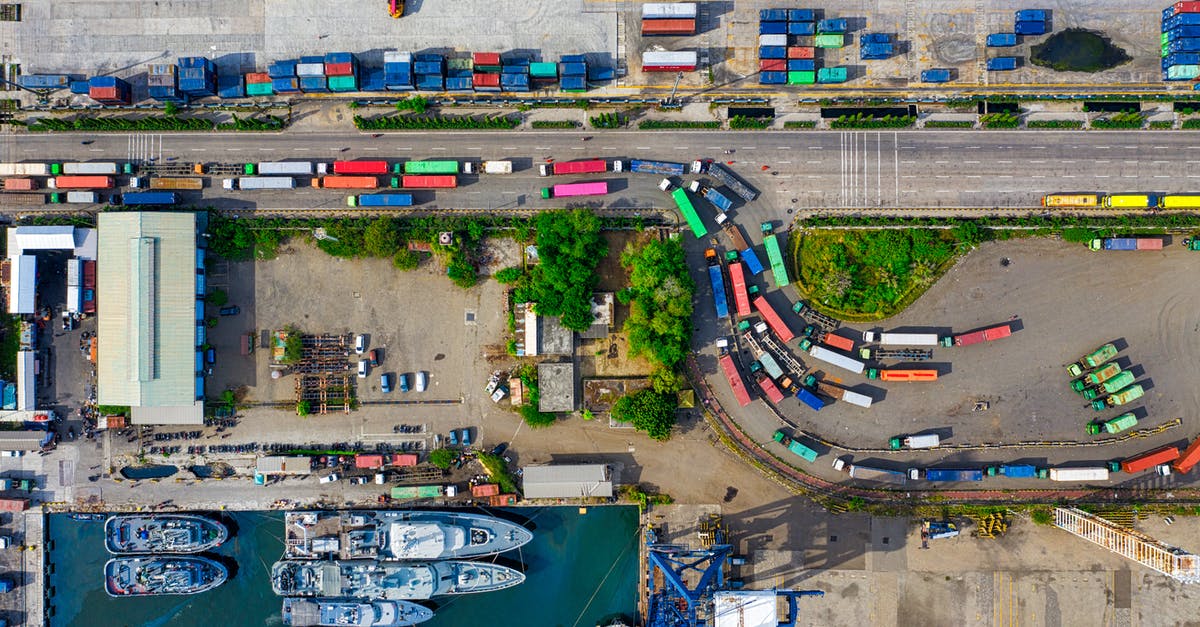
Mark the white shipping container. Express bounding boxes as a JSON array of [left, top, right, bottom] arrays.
[[384, 51, 412, 63], [1048, 467, 1109, 482], [642, 2, 697, 18], [230, 177, 296, 190], [0, 163, 51, 177], [257, 162, 314, 176], [849, 465, 906, 484], [66, 284, 82, 314], [481, 161, 513, 174], [66, 259, 81, 289], [65, 191, 99, 203], [296, 63, 326, 77], [759, 34, 788, 47], [905, 434, 940, 449], [879, 332, 940, 346], [642, 51, 699, 67], [841, 390, 873, 408], [807, 344, 865, 374], [61, 162, 118, 175]]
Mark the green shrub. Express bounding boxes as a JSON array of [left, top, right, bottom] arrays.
[[394, 96, 428, 114], [1184, 119, 1200, 129], [639, 120, 721, 129], [1149, 120, 1174, 130], [729, 115, 771, 129], [1026, 119, 1084, 129], [980, 113, 1020, 128], [353, 114, 520, 130], [1061, 227, 1099, 243], [924, 120, 974, 128], [1092, 112, 1144, 129], [830, 113, 915, 129], [1030, 508, 1053, 525], [531, 120, 580, 129], [783, 120, 817, 129], [428, 448, 455, 469], [494, 266, 524, 284], [589, 112, 623, 129]]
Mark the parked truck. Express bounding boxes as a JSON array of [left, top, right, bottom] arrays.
[[224, 177, 296, 190], [1172, 436, 1200, 474], [722, 224, 765, 275], [1048, 467, 1110, 482], [1087, 412, 1138, 435], [462, 161, 513, 175], [866, 368, 937, 381], [314, 176, 379, 189], [148, 177, 203, 190], [629, 159, 687, 176], [689, 181, 734, 212], [706, 162, 758, 201], [705, 249, 729, 320], [1067, 343, 1118, 377], [538, 159, 607, 176], [1089, 237, 1164, 251], [1081, 370, 1136, 400], [1121, 445, 1181, 474], [889, 434, 940, 449], [773, 429, 818, 462], [62, 192, 99, 204], [248, 161, 315, 176], [848, 464, 907, 485], [49, 176, 113, 189], [921, 468, 984, 482], [795, 387, 825, 411], [347, 193, 414, 207], [755, 373, 785, 403], [941, 323, 1012, 347], [0, 193, 46, 206], [718, 348, 752, 407], [862, 331, 940, 346], [985, 464, 1040, 478], [807, 377, 872, 408], [1071, 363, 1121, 393], [799, 340, 865, 374], [859, 347, 933, 361], [1090, 384, 1144, 411], [59, 162, 121, 175], [117, 192, 178, 205]]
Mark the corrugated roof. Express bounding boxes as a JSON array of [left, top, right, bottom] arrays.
[[97, 213, 200, 416], [521, 464, 612, 499], [257, 456, 313, 475], [0, 430, 50, 451], [16, 351, 34, 411], [7, 226, 76, 252], [7, 255, 35, 314]]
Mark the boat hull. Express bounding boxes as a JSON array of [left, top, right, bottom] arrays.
[[282, 598, 434, 627], [271, 559, 525, 600], [105, 556, 228, 597], [105, 514, 229, 554]]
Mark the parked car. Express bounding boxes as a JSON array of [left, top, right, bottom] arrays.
[[399, 373, 410, 393], [319, 472, 340, 484], [218, 306, 240, 316], [448, 430, 458, 446], [357, 360, 367, 378], [0, 536, 12, 549], [460, 428, 471, 447], [205, 348, 215, 364], [368, 349, 379, 367], [380, 373, 392, 393], [350, 476, 368, 485], [490, 442, 508, 457], [415, 371, 427, 392], [354, 334, 366, 355], [0, 451, 23, 458]]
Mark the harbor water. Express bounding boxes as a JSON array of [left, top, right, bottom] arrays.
[[46, 506, 639, 626]]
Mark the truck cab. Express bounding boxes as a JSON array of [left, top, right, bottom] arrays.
[[222, 178, 237, 190], [538, 164, 551, 177], [657, 178, 673, 192]]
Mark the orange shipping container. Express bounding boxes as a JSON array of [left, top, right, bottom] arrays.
[[354, 454, 385, 469], [1173, 436, 1200, 474], [3, 179, 36, 191], [53, 175, 113, 189], [760, 59, 786, 72], [879, 369, 937, 381], [822, 333, 855, 352], [313, 176, 378, 189], [641, 18, 696, 35], [391, 453, 418, 467], [489, 494, 517, 506], [787, 46, 815, 59], [471, 483, 501, 497], [245, 72, 271, 84]]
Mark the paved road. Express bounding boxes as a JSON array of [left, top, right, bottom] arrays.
[[3, 129, 1197, 219]]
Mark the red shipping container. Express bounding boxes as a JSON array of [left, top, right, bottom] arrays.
[[89, 87, 129, 103], [822, 333, 855, 352], [3, 179, 36, 191], [355, 454, 385, 469], [391, 453, 418, 467], [0, 499, 28, 512], [642, 18, 696, 35], [489, 494, 517, 506], [643, 64, 696, 72], [473, 73, 501, 87], [324, 62, 355, 76], [245, 72, 271, 84], [1173, 436, 1200, 474], [314, 176, 378, 189], [759, 59, 786, 72], [53, 176, 114, 189], [471, 483, 501, 497], [473, 52, 502, 66], [1122, 445, 1181, 474], [333, 160, 388, 175], [84, 260, 96, 289], [1176, 1, 1200, 13], [787, 46, 815, 59], [401, 175, 457, 188]]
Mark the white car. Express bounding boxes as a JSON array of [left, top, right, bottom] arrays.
[[319, 472, 340, 484], [357, 360, 368, 378], [354, 334, 366, 355], [415, 371, 427, 392], [0, 451, 22, 458]]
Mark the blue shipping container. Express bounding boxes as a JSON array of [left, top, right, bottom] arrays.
[[1164, 52, 1200, 69], [414, 53, 444, 63], [299, 55, 324, 64], [500, 74, 530, 90], [324, 52, 355, 64], [924, 468, 984, 482], [860, 33, 893, 44], [359, 69, 386, 92], [741, 249, 765, 275], [299, 76, 328, 92], [1000, 464, 1038, 478], [70, 81, 90, 94], [760, 9, 788, 21], [1167, 6, 1178, 22], [178, 56, 215, 71], [759, 71, 787, 84], [268, 60, 298, 78], [217, 75, 245, 99], [1169, 25, 1200, 40], [272, 78, 301, 93], [561, 54, 587, 64], [18, 74, 71, 89], [501, 65, 530, 75], [797, 388, 825, 411], [787, 59, 816, 71], [120, 192, 178, 205], [561, 75, 587, 91], [707, 265, 729, 320], [562, 62, 588, 76], [986, 57, 1018, 71], [415, 75, 444, 90], [986, 33, 1018, 46], [1170, 37, 1200, 52], [921, 68, 952, 82], [89, 76, 127, 88], [1169, 13, 1200, 28], [760, 21, 787, 35], [818, 18, 847, 33], [1015, 21, 1046, 35], [861, 44, 894, 59], [414, 61, 444, 75], [788, 9, 814, 22], [1015, 9, 1046, 22], [445, 76, 473, 91], [760, 46, 787, 59], [787, 21, 815, 35], [588, 66, 616, 81]]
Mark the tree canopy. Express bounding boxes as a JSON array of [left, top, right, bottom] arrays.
[[611, 389, 678, 441], [522, 210, 608, 331], [620, 238, 695, 371], [363, 217, 401, 258]]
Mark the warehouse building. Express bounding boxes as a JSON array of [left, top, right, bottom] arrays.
[[521, 463, 613, 499], [97, 212, 206, 425]]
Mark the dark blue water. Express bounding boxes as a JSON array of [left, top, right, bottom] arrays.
[[46, 506, 638, 627]]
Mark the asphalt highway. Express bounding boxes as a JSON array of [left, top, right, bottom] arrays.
[[3, 129, 1197, 222]]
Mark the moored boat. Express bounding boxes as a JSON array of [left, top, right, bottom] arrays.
[[271, 559, 525, 600], [105, 556, 228, 597], [283, 510, 532, 561], [282, 597, 434, 626], [105, 514, 228, 554]]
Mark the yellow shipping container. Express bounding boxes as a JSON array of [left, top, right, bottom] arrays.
[[1102, 195, 1154, 208], [1160, 195, 1200, 209]]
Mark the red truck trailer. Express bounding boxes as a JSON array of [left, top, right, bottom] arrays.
[[1173, 436, 1200, 474], [314, 176, 378, 189], [52, 175, 114, 189], [333, 160, 389, 175], [549, 160, 607, 175], [752, 296, 794, 343], [401, 175, 457, 188], [728, 261, 751, 317], [718, 353, 752, 407], [755, 373, 785, 403], [822, 333, 854, 352], [1121, 445, 1181, 474], [943, 323, 1012, 347]]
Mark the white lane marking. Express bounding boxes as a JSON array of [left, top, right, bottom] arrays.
[[1094, 174, 1110, 178], [806, 160, 821, 164], [293, 148, 309, 151], [808, 146, 822, 150], [962, 160, 979, 164]]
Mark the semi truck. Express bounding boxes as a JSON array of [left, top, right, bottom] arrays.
[[941, 323, 1012, 347], [761, 223, 789, 287], [773, 429, 818, 462], [117, 192, 178, 205], [1090, 384, 1144, 411], [848, 464, 907, 485], [462, 161, 513, 175], [718, 349, 752, 407], [859, 347, 933, 361], [146, 177, 203, 190], [689, 181, 734, 212], [1086, 412, 1138, 435], [755, 373, 785, 403], [224, 177, 296, 190], [347, 193, 414, 207], [629, 159, 686, 176], [866, 368, 937, 381], [59, 162, 121, 175], [706, 162, 758, 201], [1048, 467, 1110, 482], [985, 464, 1039, 478], [752, 296, 794, 343], [799, 340, 865, 374], [705, 249, 729, 320], [1121, 445, 1181, 474], [669, 186, 707, 237], [862, 331, 940, 346], [1081, 370, 1136, 400], [921, 468, 984, 482], [1089, 237, 1164, 251], [541, 181, 608, 198], [246, 162, 315, 176], [1172, 436, 1200, 474], [808, 378, 872, 408], [1067, 343, 1117, 377], [1071, 363, 1121, 393], [49, 176, 113, 189], [334, 160, 389, 175], [721, 224, 765, 275], [889, 434, 940, 449], [728, 261, 751, 317], [538, 159, 607, 176], [313, 176, 379, 189]]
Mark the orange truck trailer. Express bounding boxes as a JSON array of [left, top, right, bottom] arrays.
[[866, 369, 938, 381], [313, 176, 379, 189], [50, 175, 113, 189], [1173, 436, 1200, 474]]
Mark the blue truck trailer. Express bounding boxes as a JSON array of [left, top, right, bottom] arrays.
[[986, 33, 1018, 47], [629, 159, 686, 176], [986, 57, 1018, 71], [707, 162, 759, 201], [988, 464, 1040, 478], [923, 468, 984, 482], [348, 193, 414, 207], [796, 388, 825, 411], [118, 192, 178, 205], [705, 250, 729, 320], [921, 69, 953, 82]]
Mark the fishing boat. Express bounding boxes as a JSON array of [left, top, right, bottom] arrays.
[[105, 514, 228, 554], [284, 510, 532, 560], [282, 598, 433, 626], [105, 556, 227, 597], [271, 559, 524, 600]]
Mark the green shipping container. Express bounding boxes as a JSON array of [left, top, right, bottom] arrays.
[[448, 58, 473, 71], [815, 34, 844, 48], [246, 82, 274, 96], [788, 71, 816, 85], [817, 67, 847, 83], [1164, 43, 1170, 57], [391, 485, 443, 499], [328, 75, 358, 92], [1163, 32, 1170, 47], [1168, 64, 1200, 80], [530, 62, 558, 78]]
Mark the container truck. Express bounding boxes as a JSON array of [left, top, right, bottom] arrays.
[[1086, 411, 1138, 435], [867, 368, 938, 381], [706, 162, 758, 201], [862, 331, 939, 346], [922, 468, 984, 482], [987, 57, 1018, 71], [718, 351, 752, 407], [0, 163, 51, 177], [64, 192, 99, 204], [247, 162, 315, 176], [333, 160, 389, 175], [49, 176, 113, 189], [1067, 343, 1117, 377], [755, 373, 785, 403], [859, 347, 933, 361], [753, 296, 794, 343], [940, 323, 1012, 347], [1049, 467, 1110, 482], [848, 464, 907, 485], [538, 159, 607, 177], [402, 161, 460, 175], [629, 159, 687, 176], [0, 193, 46, 206], [811, 379, 873, 408], [669, 187, 707, 237], [399, 175, 457, 189], [722, 225, 765, 275], [773, 430, 818, 462], [118, 192, 178, 206], [2, 179, 36, 191], [1071, 363, 1121, 392], [1088, 237, 1164, 251], [799, 341, 865, 374], [1042, 194, 1100, 207], [761, 223, 789, 287], [796, 387, 825, 411], [920, 69, 952, 83], [751, 352, 784, 380], [224, 177, 296, 190], [313, 176, 378, 189], [889, 434, 940, 449], [705, 249, 729, 320], [985, 464, 1039, 478], [149, 177, 203, 190], [60, 162, 120, 175], [689, 181, 734, 212], [347, 193, 414, 207], [1081, 370, 1136, 400], [541, 181, 608, 198], [728, 261, 751, 317], [821, 333, 855, 352], [462, 161, 513, 175], [1121, 445, 1181, 474], [1090, 384, 1144, 411], [1172, 436, 1200, 474]]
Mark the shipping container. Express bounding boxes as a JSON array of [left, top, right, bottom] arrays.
[[719, 353, 752, 406], [787, 46, 816, 59], [707, 258, 729, 320], [862, 332, 940, 346], [474, 73, 502, 90], [642, 51, 698, 71], [1121, 446, 1181, 474], [773, 430, 818, 461], [225, 177, 296, 190], [760, 21, 787, 35], [217, 74, 246, 99], [325, 62, 356, 77], [987, 57, 1019, 71], [796, 388, 825, 411], [923, 468, 984, 482], [296, 62, 324, 77], [817, 67, 848, 83], [866, 369, 938, 381], [2, 179, 35, 191], [0, 163, 51, 177], [708, 162, 758, 201], [546, 159, 607, 176], [473, 52, 502, 67], [728, 261, 751, 317], [756, 374, 785, 403], [986, 33, 1019, 47], [921, 68, 953, 83], [403, 161, 459, 175], [401, 175, 457, 189], [822, 333, 854, 352], [272, 78, 301, 93], [1048, 467, 1110, 481], [759, 46, 787, 59], [643, 18, 696, 35], [1015, 21, 1046, 35], [314, 176, 378, 189], [760, 34, 788, 47], [1173, 436, 1200, 474], [0, 193, 47, 206], [299, 76, 328, 92], [49, 176, 113, 189], [753, 296, 794, 343], [644, 2, 697, 19], [392, 453, 419, 467], [1089, 237, 1164, 251], [805, 344, 865, 374], [119, 191, 177, 205], [760, 8, 788, 21], [814, 34, 845, 48], [62, 162, 119, 175], [149, 177, 203, 190], [328, 75, 359, 92], [390, 485, 445, 499], [254, 162, 315, 176], [759, 72, 787, 84], [541, 181, 608, 198], [347, 193, 414, 207], [65, 191, 99, 204], [0, 499, 29, 512], [787, 21, 815, 35], [334, 161, 389, 175], [848, 465, 906, 484], [561, 62, 588, 77], [944, 323, 1012, 347], [669, 187, 706, 237], [787, 59, 816, 71], [630, 159, 687, 176], [762, 230, 789, 286]]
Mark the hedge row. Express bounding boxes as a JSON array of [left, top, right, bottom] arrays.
[[353, 114, 520, 130]]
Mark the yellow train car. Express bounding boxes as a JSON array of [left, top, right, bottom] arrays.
[[1042, 194, 1100, 207], [1160, 195, 1200, 209], [1102, 194, 1156, 208]]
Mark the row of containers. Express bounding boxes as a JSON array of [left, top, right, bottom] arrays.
[[982, 10, 1049, 73], [1162, 1, 1200, 81], [757, 9, 848, 85], [641, 2, 698, 36], [18, 52, 619, 105]]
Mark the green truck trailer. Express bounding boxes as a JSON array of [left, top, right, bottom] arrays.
[[1087, 412, 1138, 435], [772, 429, 818, 462], [1071, 363, 1121, 393], [1067, 343, 1118, 377], [1081, 370, 1136, 400], [390, 485, 452, 499], [1091, 384, 1144, 411]]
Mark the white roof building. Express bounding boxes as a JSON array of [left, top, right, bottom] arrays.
[[257, 456, 313, 475], [521, 464, 613, 499], [15, 351, 35, 411], [7, 255, 36, 315]]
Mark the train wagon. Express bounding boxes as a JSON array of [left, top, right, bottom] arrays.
[[1160, 195, 1200, 209], [1042, 194, 1100, 207], [1102, 194, 1158, 209]]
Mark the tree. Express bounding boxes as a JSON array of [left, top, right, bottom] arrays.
[[620, 239, 695, 370], [526, 210, 607, 331], [447, 255, 477, 288], [363, 217, 400, 258], [612, 389, 677, 441], [163, 102, 179, 117], [494, 266, 524, 284], [428, 448, 455, 470], [296, 400, 311, 416], [392, 248, 419, 270], [206, 288, 228, 307]]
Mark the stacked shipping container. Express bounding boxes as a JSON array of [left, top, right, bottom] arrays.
[[560, 54, 588, 92], [1164, 2, 1200, 80], [384, 51, 414, 91], [759, 8, 822, 84], [178, 57, 217, 97], [642, 3, 697, 36], [88, 76, 131, 105], [147, 64, 184, 102]]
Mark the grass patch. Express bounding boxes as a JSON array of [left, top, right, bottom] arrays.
[[639, 120, 721, 129], [1184, 119, 1200, 130], [830, 113, 915, 129], [980, 113, 1020, 128], [353, 114, 520, 130], [1026, 119, 1084, 129], [1149, 120, 1174, 130], [0, 315, 19, 381], [924, 120, 974, 128], [531, 120, 580, 129], [1092, 112, 1144, 129], [589, 112, 624, 129], [476, 452, 518, 494], [783, 120, 817, 129], [729, 115, 771, 130]]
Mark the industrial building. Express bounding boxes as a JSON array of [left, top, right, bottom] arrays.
[[97, 212, 206, 425], [537, 362, 577, 413], [521, 463, 612, 499]]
